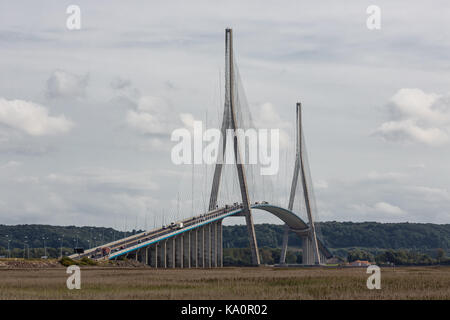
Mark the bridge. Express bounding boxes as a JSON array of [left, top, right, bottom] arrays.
[[70, 203, 331, 266], [70, 28, 332, 266]]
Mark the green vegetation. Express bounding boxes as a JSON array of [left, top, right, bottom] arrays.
[[0, 267, 449, 299], [223, 247, 301, 266], [59, 256, 77, 266], [0, 224, 133, 258], [223, 222, 450, 250], [344, 247, 446, 265], [318, 221, 450, 249], [1, 222, 449, 265], [59, 256, 97, 266]]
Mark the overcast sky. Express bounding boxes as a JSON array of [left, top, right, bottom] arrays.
[[0, 1, 449, 230]]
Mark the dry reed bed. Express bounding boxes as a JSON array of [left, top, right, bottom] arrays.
[[0, 266, 448, 300]]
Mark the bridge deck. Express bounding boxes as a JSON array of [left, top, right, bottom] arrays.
[[70, 203, 332, 262]]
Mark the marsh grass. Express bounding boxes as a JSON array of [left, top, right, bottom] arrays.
[[0, 266, 448, 300]]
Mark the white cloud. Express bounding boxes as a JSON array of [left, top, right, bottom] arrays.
[[374, 202, 406, 215], [0, 160, 21, 169], [46, 70, 88, 99], [350, 201, 406, 217], [375, 88, 450, 146], [367, 171, 405, 182], [46, 167, 158, 193], [314, 179, 328, 189], [1, 2, 450, 226], [407, 164, 425, 169], [0, 97, 73, 136], [179, 113, 195, 129], [251, 102, 291, 149], [126, 95, 179, 135], [406, 186, 450, 202]]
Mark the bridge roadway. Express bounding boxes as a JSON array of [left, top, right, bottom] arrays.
[[70, 203, 331, 266]]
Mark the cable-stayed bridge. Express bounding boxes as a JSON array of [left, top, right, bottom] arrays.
[[70, 29, 332, 266]]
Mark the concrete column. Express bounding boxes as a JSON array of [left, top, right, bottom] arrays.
[[145, 246, 149, 266], [320, 252, 326, 265], [166, 239, 171, 267], [184, 231, 191, 268], [198, 226, 204, 267], [302, 236, 308, 265], [150, 244, 158, 268], [205, 224, 211, 268], [211, 222, 217, 267], [191, 229, 198, 268], [302, 236, 316, 265], [217, 220, 223, 267], [308, 238, 312, 265], [171, 237, 176, 268], [160, 241, 167, 268], [176, 235, 183, 268], [166, 238, 175, 268], [279, 224, 289, 264]]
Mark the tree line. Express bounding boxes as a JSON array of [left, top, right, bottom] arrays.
[[223, 222, 450, 250], [1, 222, 449, 264]]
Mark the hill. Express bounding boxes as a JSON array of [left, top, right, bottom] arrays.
[[1, 222, 449, 263], [223, 222, 450, 250]]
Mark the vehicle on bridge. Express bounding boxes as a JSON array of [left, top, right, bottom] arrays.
[[169, 222, 183, 230]]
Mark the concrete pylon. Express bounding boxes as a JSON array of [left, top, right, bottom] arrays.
[[280, 102, 321, 265], [208, 28, 260, 266]]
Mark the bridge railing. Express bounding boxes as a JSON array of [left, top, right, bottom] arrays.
[[106, 205, 244, 260]]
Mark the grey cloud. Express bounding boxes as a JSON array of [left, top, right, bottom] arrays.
[[111, 77, 132, 90], [46, 70, 89, 99], [316, 169, 450, 223], [0, 1, 449, 227], [374, 88, 450, 146]]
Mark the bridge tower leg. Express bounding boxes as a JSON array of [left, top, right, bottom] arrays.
[[301, 236, 308, 265], [208, 28, 260, 266], [280, 225, 290, 264]]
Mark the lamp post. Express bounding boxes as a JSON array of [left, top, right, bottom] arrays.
[[23, 236, 27, 259], [42, 236, 48, 258], [59, 235, 64, 258], [6, 235, 10, 258]]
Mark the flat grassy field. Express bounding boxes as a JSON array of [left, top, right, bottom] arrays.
[[0, 266, 449, 300]]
